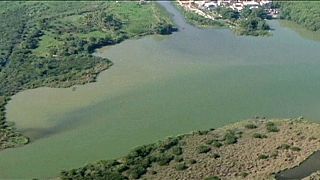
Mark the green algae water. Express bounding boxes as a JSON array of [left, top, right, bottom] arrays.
[[1, 2, 320, 179], [280, 20, 320, 42]]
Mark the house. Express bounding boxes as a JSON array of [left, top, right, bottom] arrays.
[[204, 2, 218, 10], [243, 1, 260, 9], [194, 1, 206, 8], [232, 2, 244, 11]]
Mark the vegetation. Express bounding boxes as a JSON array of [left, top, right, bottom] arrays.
[[171, 146, 183, 155], [204, 176, 221, 180], [277, 144, 290, 150], [173, 3, 225, 28], [205, 139, 214, 145], [252, 133, 267, 139], [60, 136, 184, 179], [224, 130, 238, 144], [59, 119, 320, 179], [212, 140, 223, 148], [245, 123, 258, 129], [290, 146, 301, 152], [211, 153, 220, 159], [175, 163, 188, 171], [156, 153, 174, 166], [174, 2, 270, 36], [216, 7, 239, 20], [197, 145, 211, 154], [174, 155, 184, 162], [240, 172, 249, 178], [0, 1, 175, 150], [277, 2, 320, 32], [258, 154, 269, 160], [235, 7, 270, 36], [186, 159, 197, 165], [266, 122, 279, 132]]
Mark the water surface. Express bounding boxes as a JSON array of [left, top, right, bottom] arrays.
[[1, 2, 320, 179]]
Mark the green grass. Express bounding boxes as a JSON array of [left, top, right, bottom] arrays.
[[77, 31, 109, 40], [33, 33, 63, 57]]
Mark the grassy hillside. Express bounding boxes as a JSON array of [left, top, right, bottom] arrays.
[[0, 1, 175, 150]]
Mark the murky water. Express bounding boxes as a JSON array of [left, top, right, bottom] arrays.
[[1, 2, 320, 179]]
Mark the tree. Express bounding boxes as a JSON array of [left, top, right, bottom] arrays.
[[241, 7, 252, 18], [252, 8, 268, 19], [217, 7, 239, 20]]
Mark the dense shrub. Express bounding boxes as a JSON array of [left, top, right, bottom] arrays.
[[197, 130, 210, 135], [258, 154, 269, 160], [245, 124, 258, 129], [279, 2, 320, 31], [224, 131, 238, 144], [159, 137, 179, 152], [156, 153, 174, 166], [212, 140, 223, 148], [186, 159, 197, 165], [217, 7, 239, 20], [197, 145, 211, 154], [128, 144, 155, 159], [266, 122, 279, 132], [270, 151, 278, 159], [290, 146, 301, 151], [204, 176, 221, 180], [240, 172, 249, 178], [175, 163, 188, 171], [174, 156, 184, 162], [211, 153, 220, 159], [252, 133, 267, 139], [277, 144, 290, 150], [117, 164, 129, 173], [128, 165, 147, 179], [171, 146, 183, 155], [205, 139, 214, 145]]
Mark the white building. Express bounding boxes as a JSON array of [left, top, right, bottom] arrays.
[[232, 2, 244, 11], [204, 2, 218, 9], [243, 1, 260, 9]]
